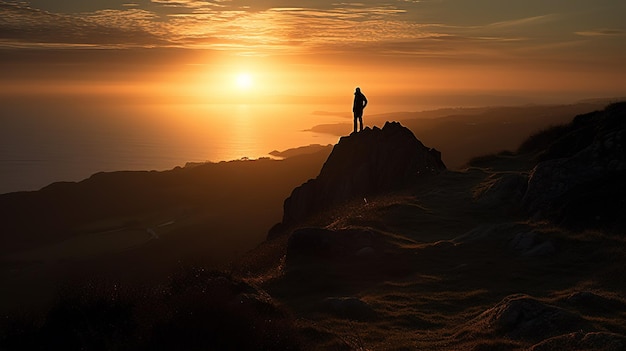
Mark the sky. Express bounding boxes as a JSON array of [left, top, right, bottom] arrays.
[[1, 0, 625, 104]]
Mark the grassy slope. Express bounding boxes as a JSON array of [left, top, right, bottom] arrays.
[[0, 147, 333, 315], [3, 103, 625, 349], [239, 153, 626, 350]]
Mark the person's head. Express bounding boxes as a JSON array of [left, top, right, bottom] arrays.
[[355, 87, 361, 93]]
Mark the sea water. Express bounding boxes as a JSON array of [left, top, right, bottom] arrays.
[[1, 96, 406, 194]]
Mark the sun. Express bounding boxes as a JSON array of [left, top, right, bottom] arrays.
[[235, 72, 253, 90]]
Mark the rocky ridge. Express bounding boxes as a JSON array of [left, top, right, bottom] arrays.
[[271, 121, 445, 236], [521, 102, 626, 232], [253, 104, 626, 350]]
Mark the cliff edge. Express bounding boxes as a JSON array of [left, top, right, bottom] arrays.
[[270, 121, 445, 237]]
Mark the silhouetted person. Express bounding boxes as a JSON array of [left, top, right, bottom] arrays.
[[353, 87, 368, 133]]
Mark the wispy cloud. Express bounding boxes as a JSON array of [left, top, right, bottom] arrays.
[[1, 0, 624, 65], [487, 14, 558, 29], [150, 0, 222, 9], [575, 29, 625, 37], [0, 2, 169, 48]]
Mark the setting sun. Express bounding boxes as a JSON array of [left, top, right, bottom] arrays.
[[235, 73, 253, 90], [1, 1, 626, 349]]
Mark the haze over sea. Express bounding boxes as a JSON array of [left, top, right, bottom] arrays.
[[0, 101, 319, 194], [3, 90, 619, 195], [1, 95, 440, 194], [2, 0, 624, 195]]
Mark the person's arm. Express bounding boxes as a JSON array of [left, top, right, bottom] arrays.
[[363, 95, 368, 108]]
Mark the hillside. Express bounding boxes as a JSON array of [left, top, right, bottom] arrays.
[[0, 145, 333, 314], [2, 103, 626, 350], [309, 101, 615, 169], [235, 102, 626, 350]]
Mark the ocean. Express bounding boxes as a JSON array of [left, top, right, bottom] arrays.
[[1, 96, 401, 194]]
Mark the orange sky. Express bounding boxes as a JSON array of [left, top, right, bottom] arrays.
[[1, 1, 625, 105], [1, 0, 626, 193]]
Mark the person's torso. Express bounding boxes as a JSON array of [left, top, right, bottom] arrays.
[[353, 93, 366, 109]]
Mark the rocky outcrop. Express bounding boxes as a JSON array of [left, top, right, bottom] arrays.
[[522, 102, 626, 232], [275, 122, 445, 231]]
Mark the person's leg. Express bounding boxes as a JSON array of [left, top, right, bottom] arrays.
[[353, 115, 358, 133], [359, 116, 363, 131]]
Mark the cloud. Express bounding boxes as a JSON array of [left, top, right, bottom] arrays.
[[0, 1, 551, 60], [150, 0, 221, 9], [0, 2, 169, 48], [575, 29, 625, 37], [1, 0, 623, 67], [487, 14, 557, 29]]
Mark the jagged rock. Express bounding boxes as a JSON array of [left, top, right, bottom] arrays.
[[529, 331, 626, 351], [280, 121, 446, 227], [467, 294, 588, 342], [522, 102, 626, 232]]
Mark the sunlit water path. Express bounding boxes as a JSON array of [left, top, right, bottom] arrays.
[[1, 98, 389, 194]]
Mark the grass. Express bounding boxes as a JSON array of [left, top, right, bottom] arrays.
[[4, 103, 626, 349], [1, 268, 303, 351], [241, 159, 626, 350], [6, 153, 623, 350], [516, 124, 571, 156]]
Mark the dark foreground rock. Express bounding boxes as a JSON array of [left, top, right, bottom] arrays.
[[529, 332, 626, 351], [286, 227, 385, 262], [321, 297, 377, 321], [284, 227, 393, 278], [272, 122, 445, 235], [1, 270, 302, 351], [522, 102, 626, 232], [464, 294, 589, 343]]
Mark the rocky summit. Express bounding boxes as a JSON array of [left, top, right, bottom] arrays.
[[277, 121, 446, 229]]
